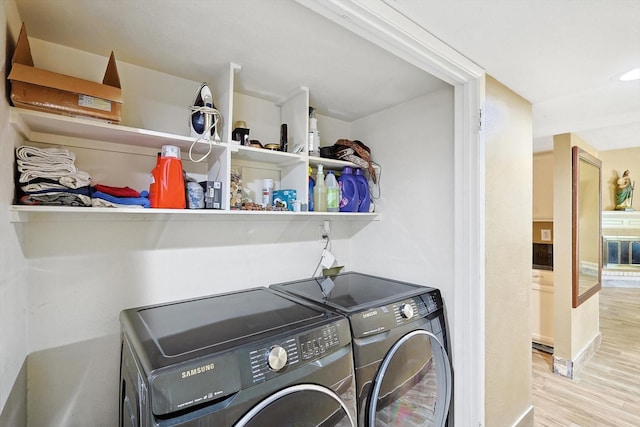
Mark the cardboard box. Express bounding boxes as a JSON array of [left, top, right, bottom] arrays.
[[8, 23, 123, 123]]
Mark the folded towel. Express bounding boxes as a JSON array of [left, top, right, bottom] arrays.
[[21, 179, 69, 193], [15, 145, 75, 164], [18, 168, 90, 184], [91, 190, 151, 208], [26, 186, 91, 196], [93, 184, 141, 198], [91, 198, 146, 209], [20, 192, 91, 207], [21, 172, 92, 192], [59, 172, 92, 189], [17, 160, 78, 182]]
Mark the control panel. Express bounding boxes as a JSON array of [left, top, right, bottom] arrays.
[[300, 322, 340, 360], [392, 298, 420, 326], [248, 323, 341, 384], [421, 290, 443, 314]]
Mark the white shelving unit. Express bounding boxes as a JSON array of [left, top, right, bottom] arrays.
[[9, 67, 378, 223]]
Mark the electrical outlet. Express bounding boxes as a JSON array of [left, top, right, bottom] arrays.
[[321, 220, 330, 239]]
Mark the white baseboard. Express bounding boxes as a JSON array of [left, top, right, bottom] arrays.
[[512, 405, 534, 427], [553, 332, 601, 379]]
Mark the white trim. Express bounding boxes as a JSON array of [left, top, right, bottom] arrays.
[[453, 74, 486, 427], [296, 1, 486, 425], [553, 332, 601, 379]]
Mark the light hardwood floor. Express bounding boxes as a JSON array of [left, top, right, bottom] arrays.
[[532, 287, 640, 427]]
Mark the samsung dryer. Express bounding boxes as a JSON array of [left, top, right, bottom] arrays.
[[271, 272, 452, 427], [119, 287, 356, 426]]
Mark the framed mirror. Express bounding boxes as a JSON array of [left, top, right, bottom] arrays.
[[572, 146, 602, 308]]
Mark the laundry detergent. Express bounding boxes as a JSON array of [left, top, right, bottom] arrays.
[[338, 167, 359, 212]]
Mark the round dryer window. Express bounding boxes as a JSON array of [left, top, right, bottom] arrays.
[[234, 384, 356, 427], [367, 330, 452, 427]]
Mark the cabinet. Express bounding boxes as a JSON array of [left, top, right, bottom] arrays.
[[9, 62, 378, 223], [531, 268, 554, 347]]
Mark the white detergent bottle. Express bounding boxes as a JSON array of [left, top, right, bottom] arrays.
[[308, 107, 320, 156], [326, 170, 339, 212]]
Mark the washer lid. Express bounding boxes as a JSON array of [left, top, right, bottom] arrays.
[[128, 288, 327, 360], [271, 272, 433, 313]]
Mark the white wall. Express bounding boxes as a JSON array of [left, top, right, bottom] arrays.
[[0, 2, 28, 424], [25, 219, 354, 425], [350, 88, 455, 303], [349, 87, 458, 414]]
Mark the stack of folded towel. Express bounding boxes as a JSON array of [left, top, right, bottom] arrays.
[[16, 145, 92, 206], [90, 184, 150, 208]]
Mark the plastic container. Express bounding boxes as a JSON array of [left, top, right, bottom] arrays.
[[308, 166, 315, 212], [149, 145, 186, 209], [354, 168, 371, 213], [262, 178, 274, 207], [187, 181, 204, 209], [326, 170, 339, 212], [313, 164, 327, 212], [308, 107, 320, 156], [338, 167, 359, 212]]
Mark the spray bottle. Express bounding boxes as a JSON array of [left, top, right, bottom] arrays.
[[313, 164, 327, 212]]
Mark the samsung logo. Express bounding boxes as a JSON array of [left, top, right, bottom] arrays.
[[362, 310, 378, 319], [181, 363, 215, 379]]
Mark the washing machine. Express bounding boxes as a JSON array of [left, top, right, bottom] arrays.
[[119, 287, 356, 426], [270, 272, 452, 427]]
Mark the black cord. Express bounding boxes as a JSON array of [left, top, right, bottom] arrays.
[[370, 160, 381, 200], [311, 235, 331, 278]]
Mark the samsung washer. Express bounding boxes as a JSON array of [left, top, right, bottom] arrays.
[[119, 287, 356, 426], [271, 272, 452, 427]]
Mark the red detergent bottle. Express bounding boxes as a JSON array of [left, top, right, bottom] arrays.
[[149, 145, 186, 208]]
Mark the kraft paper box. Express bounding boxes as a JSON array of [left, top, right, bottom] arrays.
[[8, 23, 123, 123]]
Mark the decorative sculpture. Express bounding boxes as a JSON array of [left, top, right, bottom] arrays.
[[615, 170, 634, 211]]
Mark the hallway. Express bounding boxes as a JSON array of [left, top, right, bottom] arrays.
[[532, 287, 640, 426]]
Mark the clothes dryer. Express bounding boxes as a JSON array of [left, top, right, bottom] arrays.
[[271, 272, 452, 427], [119, 287, 356, 427]]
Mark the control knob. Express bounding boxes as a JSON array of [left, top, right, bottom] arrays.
[[267, 345, 288, 371], [400, 303, 414, 319]]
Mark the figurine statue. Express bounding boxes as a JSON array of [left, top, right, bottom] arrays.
[[615, 170, 634, 211]]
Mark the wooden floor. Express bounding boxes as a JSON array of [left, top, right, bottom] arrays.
[[532, 287, 640, 427]]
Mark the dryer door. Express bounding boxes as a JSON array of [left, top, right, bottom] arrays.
[[367, 330, 452, 427], [234, 384, 356, 427]]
